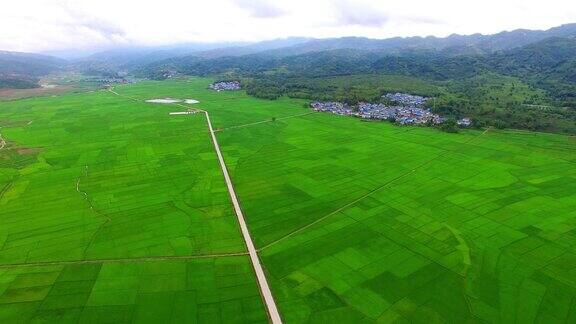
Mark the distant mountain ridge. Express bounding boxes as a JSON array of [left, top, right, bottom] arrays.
[[192, 37, 313, 59], [257, 23, 576, 57], [0, 51, 66, 76], [136, 32, 576, 109], [1, 23, 576, 133], [132, 23, 576, 83], [1, 23, 576, 90], [0, 51, 67, 89], [69, 42, 248, 76]]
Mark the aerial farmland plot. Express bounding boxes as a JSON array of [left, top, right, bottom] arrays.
[[0, 82, 268, 323], [1, 78, 575, 323]]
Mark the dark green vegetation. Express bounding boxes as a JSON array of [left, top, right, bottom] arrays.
[[0, 258, 267, 323], [1, 77, 575, 323], [128, 25, 576, 134], [0, 75, 39, 89], [244, 74, 443, 102], [240, 72, 575, 133]]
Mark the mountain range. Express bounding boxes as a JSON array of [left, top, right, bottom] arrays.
[[1, 23, 576, 110]]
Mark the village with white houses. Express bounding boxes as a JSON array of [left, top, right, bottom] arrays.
[[311, 93, 471, 127], [209, 81, 242, 91], [206, 81, 472, 128]]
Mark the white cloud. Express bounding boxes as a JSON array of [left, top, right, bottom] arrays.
[[0, 0, 575, 53], [332, 0, 390, 27], [231, 0, 288, 18]]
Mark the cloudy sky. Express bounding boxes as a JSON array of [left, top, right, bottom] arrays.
[[2, 0, 576, 53]]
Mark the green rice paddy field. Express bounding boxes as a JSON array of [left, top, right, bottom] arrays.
[[1, 78, 575, 323]]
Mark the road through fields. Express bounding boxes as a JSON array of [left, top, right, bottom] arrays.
[[203, 110, 283, 324], [108, 88, 283, 324]]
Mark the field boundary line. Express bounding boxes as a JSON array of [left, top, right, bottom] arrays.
[[203, 109, 283, 324], [259, 166, 420, 251], [443, 223, 474, 315], [215, 112, 317, 132], [0, 252, 250, 269], [107, 88, 140, 102], [0, 181, 12, 204], [260, 127, 493, 251], [75, 165, 114, 259]]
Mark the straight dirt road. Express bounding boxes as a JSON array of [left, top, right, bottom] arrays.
[[203, 111, 283, 324]]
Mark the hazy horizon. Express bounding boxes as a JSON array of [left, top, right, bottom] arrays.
[[2, 0, 576, 55]]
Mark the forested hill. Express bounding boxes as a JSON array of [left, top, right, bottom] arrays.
[[0, 51, 65, 76], [135, 32, 576, 134], [134, 23, 576, 80], [138, 36, 576, 105], [0, 51, 66, 89]]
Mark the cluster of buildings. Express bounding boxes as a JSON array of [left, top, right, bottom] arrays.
[[384, 93, 428, 107], [311, 101, 444, 125], [311, 92, 472, 127], [358, 103, 445, 125], [457, 118, 472, 127], [209, 81, 241, 91], [98, 78, 135, 85], [310, 102, 354, 115]]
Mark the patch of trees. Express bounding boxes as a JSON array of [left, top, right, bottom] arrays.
[[0, 75, 39, 89], [139, 36, 576, 133]]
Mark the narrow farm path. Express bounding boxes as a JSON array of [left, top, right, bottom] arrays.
[[0, 132, 6, 150], [108, 88, 283, 324], [75, 165, 114, 259], [259, 127, 493, 251], [108, 88, 140, 102], [0, 182, 12, 204], [215, 111, 317, 132], [0, 252, 250, 269]]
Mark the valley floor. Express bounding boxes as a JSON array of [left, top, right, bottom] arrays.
[[0, 78, 575, 323]]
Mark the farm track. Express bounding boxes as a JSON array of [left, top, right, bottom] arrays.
[[443, 224, 474, 315], [214, 112, 317, 132], [0, 181, 13, 204], [108, 88, 283, 324], [0, 132, 6, 150], [260, 127, 493, 251], [107, 88, 140, 102], [75, 165, 114, 259], [0, 252, 250, 269]]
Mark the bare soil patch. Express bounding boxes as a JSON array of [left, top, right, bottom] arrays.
[[16, 147, 42, 155], [0, 86, 72, 100], [0, 119, 33, 128]]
